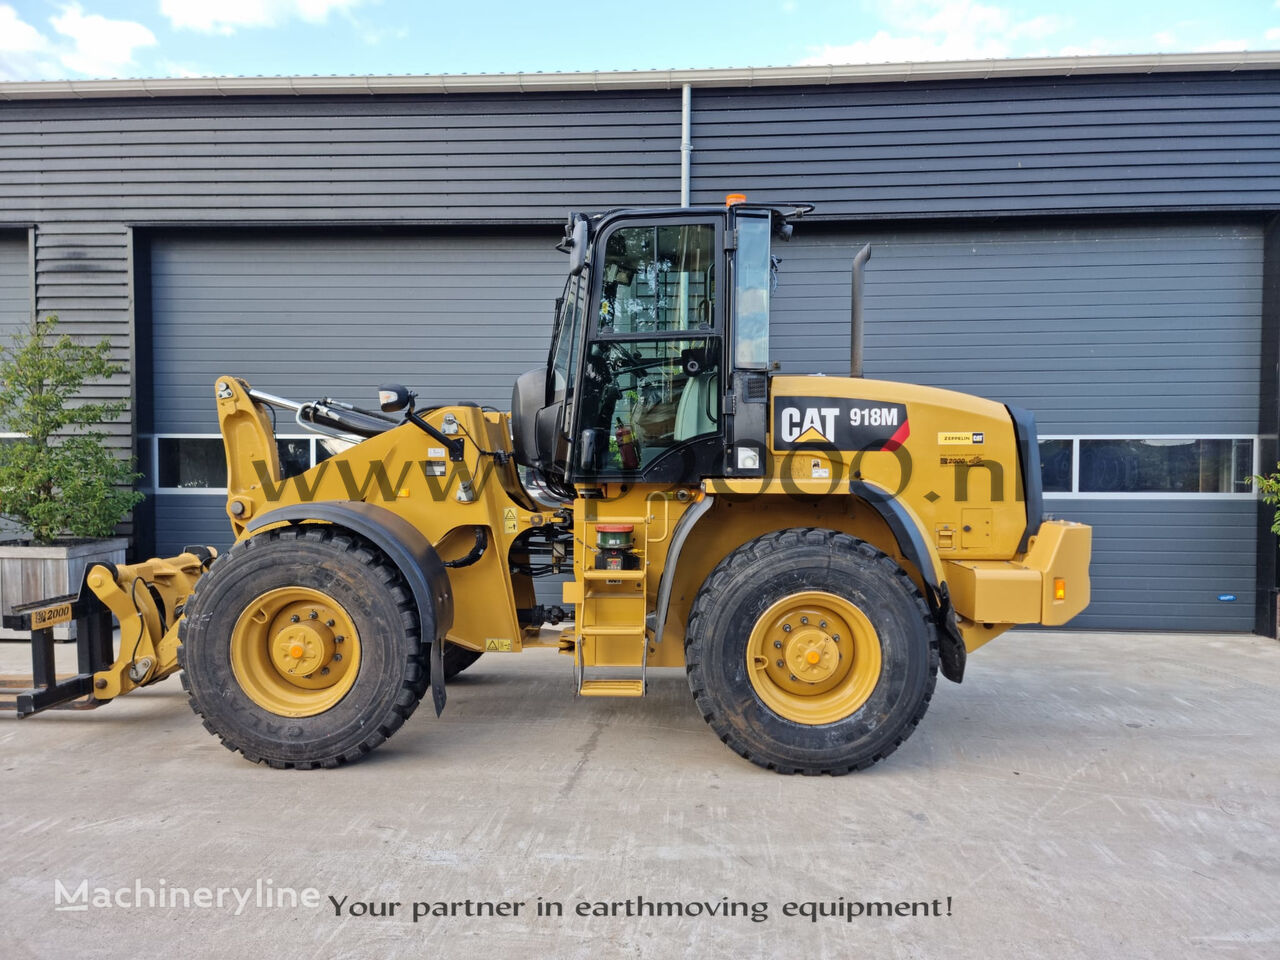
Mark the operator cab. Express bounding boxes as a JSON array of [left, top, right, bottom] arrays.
[[512, 199, 805, 493]]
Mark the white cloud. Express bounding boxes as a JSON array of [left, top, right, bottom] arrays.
[[1152, 30, 1177, 48], [0, 3, 155, 80], [0, 4, 50, 53], [1267, 27, 1280, 43], [51, 3, 156, 76], [160, 0, 366, 35], [0, 4, 57, 80], [799, 0, 1068, 65]]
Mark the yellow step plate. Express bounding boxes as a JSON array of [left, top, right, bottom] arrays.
[[583, 569, 646, 581], [579, 679, 645, 697]]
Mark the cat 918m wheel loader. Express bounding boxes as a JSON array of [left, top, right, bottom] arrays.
[[4, 198, 1091, 774]]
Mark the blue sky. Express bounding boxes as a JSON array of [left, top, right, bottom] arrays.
[[1, 0, 1278, 82]]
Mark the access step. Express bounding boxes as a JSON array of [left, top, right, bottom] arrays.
[[579, 626, 646, 637], [583, 569, 645, 582], [578, 679, 645, 697]]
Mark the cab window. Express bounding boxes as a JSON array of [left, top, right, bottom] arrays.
[[549, 272, 586, 401], [575, 337, 721, 475], [734, 212, 771, 368], [599, 224, 716, 334]]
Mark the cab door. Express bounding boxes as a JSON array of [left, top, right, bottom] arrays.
[[568, 215, 726, 485]]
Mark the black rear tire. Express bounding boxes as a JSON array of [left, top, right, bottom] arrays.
[[178, 526, 429, 769], [685, 527, 938, 775]]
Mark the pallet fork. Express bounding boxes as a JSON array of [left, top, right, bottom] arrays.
[[0, 547, 216, 716]]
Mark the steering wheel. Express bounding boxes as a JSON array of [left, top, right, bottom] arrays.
[[604, 341, 644, 369]]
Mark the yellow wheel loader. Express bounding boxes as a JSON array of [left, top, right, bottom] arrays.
[[3, 199, 1091, 774]]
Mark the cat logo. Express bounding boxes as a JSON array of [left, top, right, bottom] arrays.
[[780, 406, 839, 445], [773, 396, 910, 452]]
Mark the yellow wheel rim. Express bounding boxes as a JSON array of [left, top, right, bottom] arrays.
[[229, 586, 361, 718], [746, 590, 882, 725]]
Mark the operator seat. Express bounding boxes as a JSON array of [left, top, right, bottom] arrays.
[[673, 372, 719, 441]]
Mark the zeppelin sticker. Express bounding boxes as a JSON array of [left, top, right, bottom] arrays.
[[773, 397, 909, 451], [938, 431, 985, 445]]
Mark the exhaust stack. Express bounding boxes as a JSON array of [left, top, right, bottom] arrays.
[[850, 243, 872, 377]]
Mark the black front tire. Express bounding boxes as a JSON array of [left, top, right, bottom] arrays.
[[179, 526, 428, 769]]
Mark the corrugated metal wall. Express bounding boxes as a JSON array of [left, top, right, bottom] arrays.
[[4, 76, 1277, 224], [34, 223, 133, 448], [691, 75, 1280, 216], [0, 92, 682, 222]]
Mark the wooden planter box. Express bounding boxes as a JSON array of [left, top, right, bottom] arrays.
[[0, 538, 129, 640]]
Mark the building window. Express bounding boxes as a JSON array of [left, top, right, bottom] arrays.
[[1038, 438, 1073, 493], [157, 437, 226, 489], [152, 436, 314, 491], [1039, 436, 1256, 498]]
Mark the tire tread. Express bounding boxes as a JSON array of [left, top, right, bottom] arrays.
[[684, 527, 939, 776], [178, 525, 426, 770]]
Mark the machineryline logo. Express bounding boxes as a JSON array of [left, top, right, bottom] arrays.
[[54, 878, 321, 915]]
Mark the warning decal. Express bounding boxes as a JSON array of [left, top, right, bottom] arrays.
[[502, 507, 518, 534]]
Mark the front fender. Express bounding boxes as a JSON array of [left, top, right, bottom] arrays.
[[245, 500, 454, 713]]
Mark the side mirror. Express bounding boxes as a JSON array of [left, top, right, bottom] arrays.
[[568, 216, 589, 276], [378, 383, 413, 414]]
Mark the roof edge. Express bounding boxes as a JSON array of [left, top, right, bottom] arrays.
[[1, 50, 1279, 101]]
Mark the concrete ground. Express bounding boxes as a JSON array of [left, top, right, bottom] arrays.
[[0, 630, 1277, 960]]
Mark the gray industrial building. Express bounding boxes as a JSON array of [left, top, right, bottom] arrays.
[[0, 52, 1275, 633]]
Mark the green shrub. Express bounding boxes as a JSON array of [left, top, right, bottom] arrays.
[[0, 314, 144, 543], [1256, 467, 1280, 534]]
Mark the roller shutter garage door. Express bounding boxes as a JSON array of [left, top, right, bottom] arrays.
[[772, 220, 1262, 631], [146, 230, 562, 557]]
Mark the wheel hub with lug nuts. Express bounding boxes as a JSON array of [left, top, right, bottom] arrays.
[[746, 590, 883, 725], [783, 627, 840, 684], [273, 621, 335, 678], [229, 586, 361, 718]]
